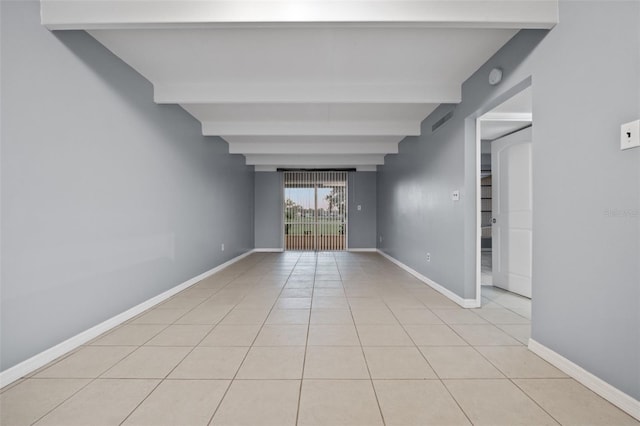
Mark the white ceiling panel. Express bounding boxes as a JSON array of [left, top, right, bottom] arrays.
[[88, 27, 516, 87], [41, 0, 557, 170], [244, 154, 386, 166], [227, 140, 400, 155], [181, 104, 437, 122], [42, 0, 559, 30]]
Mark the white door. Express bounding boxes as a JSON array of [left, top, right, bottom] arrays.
[[491, 127, 532, 298]]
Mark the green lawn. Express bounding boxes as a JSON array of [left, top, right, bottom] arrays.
[[284, 222, 344, 235]]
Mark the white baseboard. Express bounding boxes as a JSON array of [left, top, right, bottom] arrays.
[[253, 248, 284, 252], [348, 248, 378, 252], [528, 339, 640, 421], [376, 250, 479, 308], [0, 250, 255, 389]]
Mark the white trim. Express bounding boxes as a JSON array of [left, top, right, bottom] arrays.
[[528, 339, 640, 421], [254, 165, 277, 172], [253, 248, 284, 252], [474, 116, 483, 308], [376, 250, 479, 308], [203, 120, 422, 137], [348, 248, 377, 252], [244, 154, 386, 167], [0, 250, 255, 389], [356, 165, 377, 172], [474, 82, 533, 309], [42, 1, 559, 30], [481, 112, 533, 122], [170, 85, 458, 107], [229, 140, 399, 155]]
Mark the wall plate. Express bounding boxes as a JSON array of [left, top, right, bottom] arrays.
[[621, 119, 639, 150]]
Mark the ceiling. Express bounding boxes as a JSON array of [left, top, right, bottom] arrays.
[[480, 86, 533, 141], [41, 1, 556, 171]]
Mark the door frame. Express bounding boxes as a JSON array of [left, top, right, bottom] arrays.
[[473, 79, 533, 307]]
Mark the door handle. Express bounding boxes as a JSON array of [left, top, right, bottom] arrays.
[[492, 218, 497, 224]]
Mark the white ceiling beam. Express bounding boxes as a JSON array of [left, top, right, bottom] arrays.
[[356, 165, 378, 172], [254, 166, 278, 172], [480, 112, 533, 121], [42, 0, 558, 30], [227, 141, 399, 155], [204, 121, 420, 136], [355, 165, 378, 172], [156, 83, 461, 104], [244, 154, 386, 166], [223, 135, 405, 145], [254, 165, 379, 172]]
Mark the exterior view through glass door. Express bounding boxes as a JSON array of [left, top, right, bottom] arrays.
[[284, 171, 347, 251]]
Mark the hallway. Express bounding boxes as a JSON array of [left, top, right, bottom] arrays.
[[2, 252, 636, 425]]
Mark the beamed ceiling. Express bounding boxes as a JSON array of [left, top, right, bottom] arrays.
[[41, 1, 558, 171]]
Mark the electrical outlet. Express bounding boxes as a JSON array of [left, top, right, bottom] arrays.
[[426, 253, 431, 262], [221, 243, 225, 251], [357, 205, 362, 211], [621, 120, 640, 150]]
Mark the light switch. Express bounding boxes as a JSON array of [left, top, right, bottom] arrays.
[[452, 190, 460, 201], [621, 120, 640, 150], [357, 205, 362, 211]]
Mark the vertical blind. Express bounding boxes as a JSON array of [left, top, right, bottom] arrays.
[[283, 171, 347, 251]]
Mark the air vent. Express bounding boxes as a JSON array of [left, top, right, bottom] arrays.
[[432, 110, 454, 133]]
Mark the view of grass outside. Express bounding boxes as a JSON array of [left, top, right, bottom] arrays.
[[284, 223, 344, 235], [284, 185, 346, 236]]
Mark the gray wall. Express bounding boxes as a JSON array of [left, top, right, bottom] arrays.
[[0, 1, 254, 371], [377, 109, 466, 294], [377, 0, 639, 399], [255, 172, 283, 249], [348, 172, 377, 248], [254, 171, 377, 249]]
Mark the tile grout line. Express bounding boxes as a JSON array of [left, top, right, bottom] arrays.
[[510, 378, 564, 425], [115, 253, 272, 426], [128, 253, 262, 327], [24, 268, 241, 426], [383, 298, 475, 426], [464, 284, 564, 421], [28, 376, 94, 425], [10, 252, 583, 426], [337, 252, 388, 426], [479, 285, 532, 321], [401, 284, 560, 426], [464, 343, 567, 425], [205, 251, 303, 426], [294, 251, 317, 426]]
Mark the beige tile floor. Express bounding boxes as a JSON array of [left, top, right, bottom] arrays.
[[2, 252, 638, 426]]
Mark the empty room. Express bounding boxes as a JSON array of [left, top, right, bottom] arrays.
[[1, 0, 639, 425]]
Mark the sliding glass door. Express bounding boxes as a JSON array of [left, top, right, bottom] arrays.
[[284, 171, 347, 251]]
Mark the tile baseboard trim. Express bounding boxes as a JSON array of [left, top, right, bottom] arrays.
[[376, 249, 479, 308], [528, 338, 640, 421], [0, 249, 256, 389], [348, 248, 378, 252], [253, 248, 284, 252]]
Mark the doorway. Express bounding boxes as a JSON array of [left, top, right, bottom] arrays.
[[283, 171, 348, 251], [477, 86, 533, 310]]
